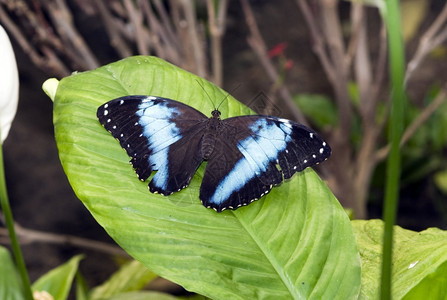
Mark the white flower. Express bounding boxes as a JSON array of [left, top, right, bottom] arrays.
[[0, 25, 19, 143]]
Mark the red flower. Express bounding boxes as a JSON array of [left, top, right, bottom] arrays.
[[268, 42, 288, 58], [284, 59, 294, 70]]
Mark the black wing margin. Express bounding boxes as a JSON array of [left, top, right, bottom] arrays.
[[97, 95, 208, 194], [200, 115, 331, 212]]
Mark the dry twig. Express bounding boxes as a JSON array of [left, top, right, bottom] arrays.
[[0, 221, 128, 257], [406, 2, 447, 84], [240, 0, 306, 124]]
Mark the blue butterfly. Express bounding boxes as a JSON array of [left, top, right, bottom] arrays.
[[97, 95, 331, 212]]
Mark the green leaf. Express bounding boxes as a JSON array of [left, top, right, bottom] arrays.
[[32, 255, 83, 300], [353, 219, 447, 298], [98, 291, 179, 300], [90, 260, 157, 299], [75, 271, 89, 300], [434, 168, 447, 195], [0, 246, 24, 300], [292, 93, 338, 128], [50, 56, 360, 299]]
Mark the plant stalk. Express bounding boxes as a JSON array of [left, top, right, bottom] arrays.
[[0, 141, 33, 300], [380, 0, 406, 298]]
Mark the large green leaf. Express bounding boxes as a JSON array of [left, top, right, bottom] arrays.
[[353, 219, 447, 299], [48, 56, 360, 299], [32, 254, 83, 300], [0, 246, 23, 300]]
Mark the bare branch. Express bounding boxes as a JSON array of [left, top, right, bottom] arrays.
[[180, 0, 207, 78], [42, 0, 99, 70], [124, 0, 148, 55], [406, 2, 447, 83], [154, 0, 180, 48], [0, 2, 70, 76], [371, 24, 387, 103], [353, 5, 373, 118], [295, 0, 336, 84], [375, 85, 447, 162], [95, 0, 133, 58], [240, 0, 306, 124], [206, 0, 228, 86], [140, 0, 176, 62], [0, 223, 128, 257]]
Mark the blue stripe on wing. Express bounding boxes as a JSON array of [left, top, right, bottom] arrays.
[[202, 116, 330, 211], [98, 95, 209, 196], [136, 98, 183, 190], [208, 118, 292, 205]]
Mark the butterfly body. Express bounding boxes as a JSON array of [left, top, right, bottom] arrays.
[[97, 95, 331, 212], [200, 110, 221, 159]]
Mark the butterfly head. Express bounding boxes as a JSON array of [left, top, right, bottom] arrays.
[[211, 109, 221, 120]]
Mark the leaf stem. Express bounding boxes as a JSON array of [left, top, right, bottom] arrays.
[[0, 141, 33, 300], [380, 0, 406, 299]]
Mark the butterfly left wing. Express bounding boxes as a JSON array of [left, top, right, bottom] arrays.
[[97, 95, 208, 195], [200, 116, 331, 212]]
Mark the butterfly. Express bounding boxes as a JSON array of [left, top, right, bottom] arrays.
[[97, 95, 331, 212]]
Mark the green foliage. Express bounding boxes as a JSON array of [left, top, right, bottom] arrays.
[[47, 56, 361, 299], [0, 246, 23, 300], [96, 291, 179, 300], [402, 87, 447, 185], [434, 169, 447, 195], [90, 260, 158, 299], [32, 255, 83, 300], [292, 93, 337, 129], [353, 219, 447, 299]]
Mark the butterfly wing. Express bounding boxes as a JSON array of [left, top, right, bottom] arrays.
[[97, 96, 207, 195], [200, 116, 331, 212]]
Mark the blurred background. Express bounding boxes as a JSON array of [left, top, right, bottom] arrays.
[[1, 0, 447, 294]]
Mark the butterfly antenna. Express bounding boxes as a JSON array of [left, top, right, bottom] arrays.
[[195, 80, 216, 109], [195, 79, 241, 110], [217, 83, 241, 110]]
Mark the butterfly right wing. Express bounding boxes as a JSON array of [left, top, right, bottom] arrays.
[[200, 115, 331, 211], [97, 95, 208, 194]]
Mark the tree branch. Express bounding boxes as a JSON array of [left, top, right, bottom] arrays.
[[375, 85, 447, 162], [240, 0, 306, 124], [206, 0, 228, 86], [0, 222, 128, 258], [406, 2, 447, 84]]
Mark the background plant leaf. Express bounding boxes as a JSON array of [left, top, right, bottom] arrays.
[[0, 246, 24, 300], [50, 56, 360, 299], [90, 260, 158, 299], [97, 291, 179, 300], [32, 254, 83, 300], [352, 219, 447, 299]]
